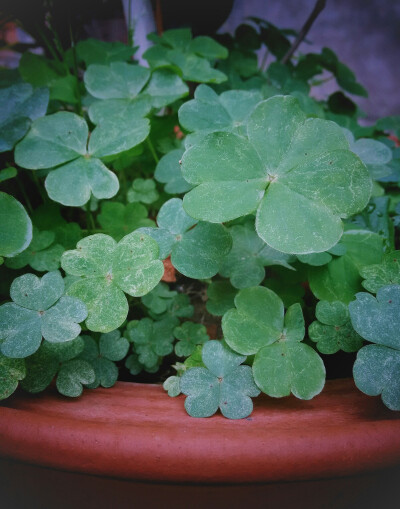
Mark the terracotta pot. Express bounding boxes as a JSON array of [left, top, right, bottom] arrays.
[[1, 378, 399, 508]]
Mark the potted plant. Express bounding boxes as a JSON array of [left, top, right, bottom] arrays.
[[1, 9, 400, 506]]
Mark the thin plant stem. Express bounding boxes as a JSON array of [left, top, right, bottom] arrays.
[[31, 172, 47, 203], [86, 202, 96, 233], [281, 0, 326, 65], [16, 174, 33, 214], [35, 25, 62, 63], [146, 137, 159, 164]]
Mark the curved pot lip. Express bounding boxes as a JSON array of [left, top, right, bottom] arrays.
[[0, 378, 399, 484]]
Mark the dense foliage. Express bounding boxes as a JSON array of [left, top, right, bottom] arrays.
[[1, 21, 400, 418]]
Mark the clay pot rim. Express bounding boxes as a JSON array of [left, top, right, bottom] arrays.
[[0, 378, 399, 484]]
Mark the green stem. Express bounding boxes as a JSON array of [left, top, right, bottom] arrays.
[[86, 203, 96, 233], [146, 137, 159, 164], [31, 172, 47, 203], [35, 25, 62, 63], [16, 175, 33, 214]]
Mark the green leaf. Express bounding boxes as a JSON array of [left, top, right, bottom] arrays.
[[99, 329, 129, 361], [127, 178, 159, 204], [206, 280, 237, 316], [180, 340, 259, 419], [350, 285, 400, 410], [0, 192, 32, 258], [219, 221, 295, 288], [76, 39, 135, 66], [188, 36, 228, 59], [141, 282, 177, 315], [182, 96, 371, 254], [6, 227, 64, 272], [222, 286, 284, 355], [252, 341, 325, 399], [62, 232, 164, 332], [97, 202, 154, 241], [0, 353, 25, 400], [171, 221, 232, 279], [349, 285, 400, 350], [0, 271, 87, 358], [84, 62, 150, 100], [142, 198, 232, 278], [88, 95, 152, 125], [0, 83, 49, 152], [20, 338, 84, 394], [309, 301, 363, 354], [53, 222, 82, 250], [155, 148, 192, 194], [360, 251, 400, 293], [144, 69, 189, 107], [178, 85, 262, 137], [309, 230, 384, 303], [15, 112, 120, 207], [128, 317, 178, 369], [353, 345, 400, 410], [163, 375, 181, 397], [0, 167, 17, 183], [56, 359, 95, 397], [173, 322, 209, 357]]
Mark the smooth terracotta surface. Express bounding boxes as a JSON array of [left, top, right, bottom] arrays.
[[0, 379, 399, 484]]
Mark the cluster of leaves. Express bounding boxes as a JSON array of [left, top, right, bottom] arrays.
[[1, 19, 400, 419]]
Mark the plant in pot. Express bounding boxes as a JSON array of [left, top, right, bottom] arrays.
[[0, 10, 400, 503]]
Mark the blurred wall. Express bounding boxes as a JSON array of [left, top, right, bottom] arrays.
[[219, 0, 400, 122]]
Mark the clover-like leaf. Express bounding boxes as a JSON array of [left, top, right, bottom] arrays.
[[180, 340, 259, 419], [128, 317, 178, 369], [6, 227, 64, 272], [125, 351, 160, 375], [139, 198, 231, 279], [56, 359, 95, 397], [21, 337, 84, 394], [181, 95, 371, 254], [223, 287, 325, 399], [350, 285, 400, 410], [97, 201, 154, 241], [0, 192, 32, 258], [144, 29, 227, 84], [0, 353, 26, 400], [179, 85, 262, 142], [141, 282, 178, 315], [296, 241, 346, 267], [360, 251, 400, 293], [309, 300, 363, 354], [0, 271, 87, 358], [206, 280, 237, 316], [219, 221, 295, 289], [14, 111, 132, 206], [155, 148, 193, 194], [127, 178, 159, 204], [0, 83, 49, 152], [53, 222, 82, 250], [85, 61, 187, 109], [78, 331, 129, 388], [61, 232, 164, 332], [163, 375, 181, 397], [76, 39, 135, 66], [222, 286, 284, 355], [173, 322, 209, 357], [309, 230, 384, 303], [345, 129, 392, 180]]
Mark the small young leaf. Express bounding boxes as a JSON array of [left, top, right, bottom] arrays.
[[163, 375, 181, 397], [127, 178, 159, 204], [360, 251, 400, 293], [97, 202, 154, 241], [309, 301, 363, 354], [56, 359, 95, 397], [0, 271, 87, 358], [180, 341, 259, 419], [173, 322, 209, 357], [0, 353, 26, 400]]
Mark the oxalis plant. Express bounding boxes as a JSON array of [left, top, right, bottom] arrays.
[[1, 19, 400, 419]]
